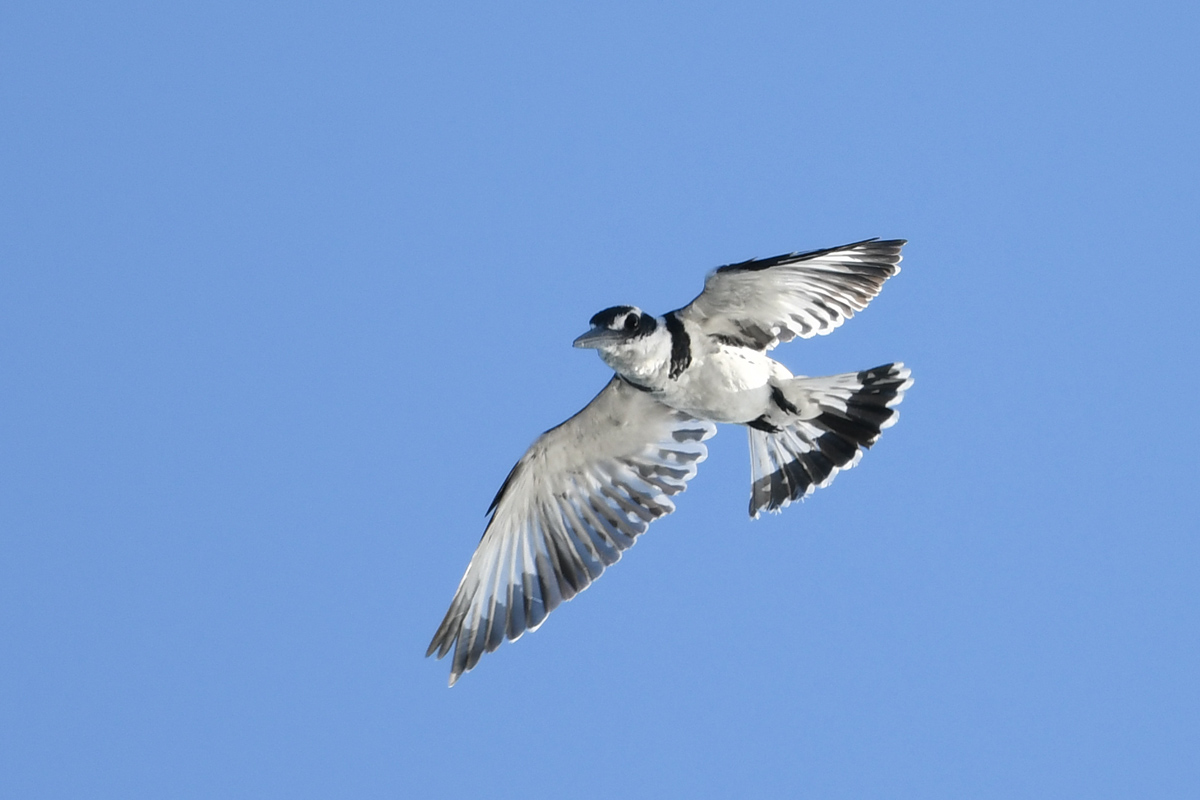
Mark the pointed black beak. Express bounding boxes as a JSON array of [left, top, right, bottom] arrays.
[[572, 327, 624, 349]]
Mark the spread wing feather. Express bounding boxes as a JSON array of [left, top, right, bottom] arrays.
[[677, 238, 905, 350], [426, 376, 716, 686]]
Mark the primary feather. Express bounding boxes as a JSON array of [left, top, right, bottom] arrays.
[[680, 238, 904, 349], [427, 377, 715, 686]]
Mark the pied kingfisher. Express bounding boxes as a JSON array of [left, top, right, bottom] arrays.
[[428, 238, 913, 685]]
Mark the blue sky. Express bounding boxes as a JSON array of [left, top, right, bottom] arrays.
[[2, 1, 1198, 797]]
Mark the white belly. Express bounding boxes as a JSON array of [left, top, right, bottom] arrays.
[[655, 346, 784, 423]]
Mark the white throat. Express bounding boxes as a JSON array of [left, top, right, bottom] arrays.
[[597, 323, 672, 387]]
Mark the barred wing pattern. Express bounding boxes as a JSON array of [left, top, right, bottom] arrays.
[[679, 239, 905, 350], [427, 377, 716, 686]]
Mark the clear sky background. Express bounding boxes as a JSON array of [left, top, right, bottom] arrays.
[[2, 2, 1198, 797]]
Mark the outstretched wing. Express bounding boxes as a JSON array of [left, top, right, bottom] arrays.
[[677, 238, 905, 350], [427, 376, 716, 686]]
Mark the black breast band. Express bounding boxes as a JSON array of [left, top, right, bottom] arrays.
[[663, 312, 691, 380]]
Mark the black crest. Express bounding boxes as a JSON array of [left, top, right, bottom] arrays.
[[589, 306, 657, 337]]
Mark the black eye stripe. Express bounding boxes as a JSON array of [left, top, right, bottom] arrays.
[[589, 305, 638, 329], [587, 306, 657, 337]]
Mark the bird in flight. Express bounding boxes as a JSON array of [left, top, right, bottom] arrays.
[[427, 238, 913, 685]]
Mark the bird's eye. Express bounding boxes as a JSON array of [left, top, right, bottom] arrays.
[[624, 314, 640, 332]]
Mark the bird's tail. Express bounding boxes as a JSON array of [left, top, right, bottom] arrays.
[[747, 363, 912, 518]]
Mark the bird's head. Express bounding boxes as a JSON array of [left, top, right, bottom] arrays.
[[572, 306, 657, 351], [573, 306, 669, 384]]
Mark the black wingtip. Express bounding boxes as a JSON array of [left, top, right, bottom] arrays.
[[714, 237, 906, 274]]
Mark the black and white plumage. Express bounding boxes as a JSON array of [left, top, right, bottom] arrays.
[[428, 238, 913, 685]]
